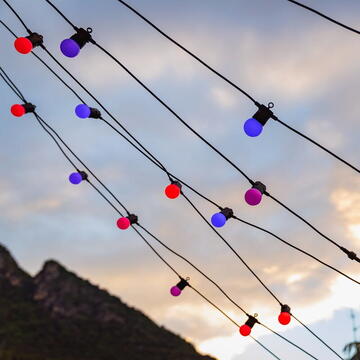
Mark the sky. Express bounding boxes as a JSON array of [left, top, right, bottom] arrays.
[[0, 0, 360, 359]]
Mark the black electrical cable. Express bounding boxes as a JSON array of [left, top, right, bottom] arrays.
[[180, 190, 344, 360], [181, 191, 283, 306], [37, 0, 360, 262], [0, 69, 338, 360], [285, 0, 360, 36], [0, 72, 290, 360], [291, 314, 343, 360], [1, 20, 358, 286], [113, 0, 360, 175]]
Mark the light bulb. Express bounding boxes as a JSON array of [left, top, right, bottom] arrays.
[[14, 37, 33, 54], [239, 324, 252, 336], [244, 188, 262, 206], [170, 286, 182, 297], [117, 217, 131, 230], [244, 118, 263, 137], [69, 172, 85, 185], [75, 104, 91, 119], [60, 39, 80, 58], [211, 213, 227, 228], [10, 104, 26, 117], [165, 183, 181, 199], [170, 278, 189, 297], [244, 181, 266, 206], [278, 312, 291, 325], [278, 305, 291, 325], [60, 28, 92, 58]]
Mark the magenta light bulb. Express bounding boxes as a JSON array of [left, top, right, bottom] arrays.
[[170, 278, 189, 297], [170, 286, 182, 297], [244, 181, 266, 206], [245, 188, 262, 206]]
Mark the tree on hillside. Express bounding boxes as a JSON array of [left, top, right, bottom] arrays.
[[344, 342, 360, 360]]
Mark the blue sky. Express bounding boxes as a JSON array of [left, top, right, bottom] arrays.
[[0, 0, 359, 359]]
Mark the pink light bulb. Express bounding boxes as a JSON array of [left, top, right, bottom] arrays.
[[170, 286, 182, 297], [245, 188, 262, 206]]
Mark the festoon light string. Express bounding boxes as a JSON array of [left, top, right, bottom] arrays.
[[0, 1, 354, 358], [0, 67, 325, 360], [0, 10, 354, 354], [3, 1, 359, 271], [1, 17, 357, 288], [0, 34, 346, 360], [38, 0, 360, 264], [0, 9, 354, 356], [113, 0, 360, 173]]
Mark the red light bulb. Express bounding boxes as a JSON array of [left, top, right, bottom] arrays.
[[14, 37, 33, 54], [239, 324, 252, 336], [117, 217, 131, 230], [165, 183, 181, 199], [10, 104, 26, 117], [278, 312, 291, 325]]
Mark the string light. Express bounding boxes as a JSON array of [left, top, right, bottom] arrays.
[[279, 305, 292, 326], [0, 66, 339, 360], [245, 181, 266, 206], [14, 32, 43, 54], [211, 207, 233, 228], [244, 103, 274, 137], [10, 103, 35, 117], [170, 277, 189, 296], [240, 315, 258, 336], [60, 28, 92, 58], [69, 170, 88, 184], [38, 0, 360, 266], [117, 214, 138, 230], [165, 181, 182, 199], [75, 104, 101, 119], [111, 0, 359, 176]]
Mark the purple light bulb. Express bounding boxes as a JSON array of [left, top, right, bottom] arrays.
[[69, 172, 83, 185], [170, 286, 182, 297], [60, 39, 80, 58], [245, 188, 263, 206], [75, 104, 91, 119]]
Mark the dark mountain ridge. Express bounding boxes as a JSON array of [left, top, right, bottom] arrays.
[[0, 244, 216, 360]]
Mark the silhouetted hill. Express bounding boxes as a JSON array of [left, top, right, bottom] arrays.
[[0, 244, 216, 360]]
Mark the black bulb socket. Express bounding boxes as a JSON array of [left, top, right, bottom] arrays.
[[79, 171, 88, 181], [176, 278, 189, 290], [251, 181, 266, 194], [245, 315, 258, 329], [26, 32, 43, 48], [281, 304, 291, 314], [23, 103, 36, 114], [252, 104, 273, 126], [88, 107, 101, 119], [127, 214, 138, 225], [70, 28, 92, 49], [220, 207, 234, 220], [171, 180, 182, 189]]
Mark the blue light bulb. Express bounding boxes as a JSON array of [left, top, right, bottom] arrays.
[[244, 118, 263, 137], [75, 104, 91, 119], [69, 172, 83, 185], [211, 213, 227, 228], [60, 39, 80, 58]]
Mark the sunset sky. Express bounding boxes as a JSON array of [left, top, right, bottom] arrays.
[[1, 0, 360, 359]]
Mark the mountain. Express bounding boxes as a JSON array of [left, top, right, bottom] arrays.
[[0, 244, 216, 360]]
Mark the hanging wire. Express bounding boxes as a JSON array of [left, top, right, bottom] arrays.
[[0, 70, 292, 360], [285, 0, 360, 36], [0, 26, 344, 358], [36, 0, 360, 263], [1, 20, 358, 285], [112, 0, 359, 175]]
